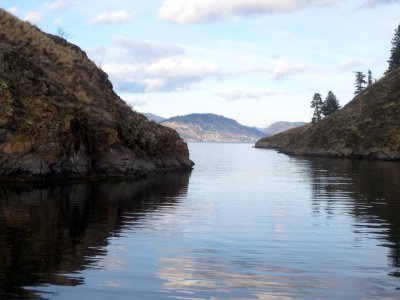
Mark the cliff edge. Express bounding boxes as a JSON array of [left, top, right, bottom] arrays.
[[0, 10, 193, 181], [255, 67, 400, 160]]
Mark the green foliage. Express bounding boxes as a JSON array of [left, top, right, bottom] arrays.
[[311, 93, 323, 123], [321, 91, 341, 117], [387, 23, 400, 73], [367, 70, 373, 86], [354, 71, 367, 95]]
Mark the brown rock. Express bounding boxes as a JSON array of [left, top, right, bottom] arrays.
[[0, 10, 193, 181]]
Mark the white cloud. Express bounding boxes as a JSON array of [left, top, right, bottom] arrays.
[[7, 6, 18, 15], [126, 98, 147, 108], [338, 60, 365, 72], [88, 45, 107, 57], [104, 58, 219, 92], [359, 0, 400, 8], [158, 0, 341, 24], [217, 89, 260, 102], [53, 17, 64, 26], [113, 37, 185, 62], [91, 11, 133, 26], [24, 12, 43, 25], [272, 60, 305, 79], [43, 0, 70, 11]]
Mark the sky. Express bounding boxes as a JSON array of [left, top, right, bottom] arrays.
[[0, 0, 399, 127]]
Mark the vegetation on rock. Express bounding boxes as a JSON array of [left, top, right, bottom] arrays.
[[311, 93, 323, 123], [321, 91, 341, 117], [387, 23, 400, 73], [0, 9, 193, 181]]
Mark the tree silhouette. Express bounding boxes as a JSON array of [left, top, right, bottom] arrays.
[[387, 24, 400, 73], [322, 91, 341, 117], [354, 71, 366, 95], [311, 93, 323, 123]]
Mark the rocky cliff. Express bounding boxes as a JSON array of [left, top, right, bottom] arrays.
[[161, 113, 264, 142], [255, 67, 400, 160], [0, 10, 193, 181]]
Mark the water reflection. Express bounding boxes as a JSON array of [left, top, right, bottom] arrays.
[[302, 157, 400, 277], [0, 173, 190, 299], [2, 143, 400, 299]]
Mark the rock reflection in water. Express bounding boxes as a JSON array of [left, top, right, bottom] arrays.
[[0, 173, 190, 299], [304, 158, 400, 277]]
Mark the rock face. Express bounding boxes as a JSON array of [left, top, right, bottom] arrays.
[[0, 10, 193, 181], [255, 67, 400, 160], [264, 121, 306, 136], [161, 113, 264, 142]]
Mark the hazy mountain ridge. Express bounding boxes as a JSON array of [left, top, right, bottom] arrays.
[[255, 67, 400, 160], [264, 121, 306, 136], [143, 113, 166, 123], [160, 113, 264, 142]]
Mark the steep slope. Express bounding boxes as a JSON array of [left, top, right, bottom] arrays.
[[264, 121, 306, 136], [161, 113, 264, 142], [0, 10, 193, 181], [255, 67, 400, 160]]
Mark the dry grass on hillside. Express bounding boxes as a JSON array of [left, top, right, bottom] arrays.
[[0, 9, 87, 69]]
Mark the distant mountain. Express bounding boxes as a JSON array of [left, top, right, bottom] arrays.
[[265, 121, 306, 136], [161, 113, 264, 142], [143, 113, 166, 123]]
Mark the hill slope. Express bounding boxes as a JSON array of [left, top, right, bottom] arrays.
[[265, 121, 305, 136], [0, 10, 192, 181], [161, 113, 264, 142], [255, 67, 400, 160]]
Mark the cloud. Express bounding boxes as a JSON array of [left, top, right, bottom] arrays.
[[359, 0, 400, 8], [88, 45, 107, 57], [24, 12, 43, 25], [7, 6, 18, 15], [91, 11, 133, 25], [338, 60, 365, 72], [113, 37, 185, 62], [104, 58, 219, 92], [272, 60, 305, 79], [158, 0, 341, 24], [53, 17, 64, 26], [126, 98, 148, 108], [217, 89, 260, 102], [43, 0, 70, 11]]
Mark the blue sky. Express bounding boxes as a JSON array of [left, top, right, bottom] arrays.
[[1, 0, 399, 127]]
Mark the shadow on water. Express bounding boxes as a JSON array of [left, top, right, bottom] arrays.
[[299, 157, 400, 278], [0, 172, 191, 299]]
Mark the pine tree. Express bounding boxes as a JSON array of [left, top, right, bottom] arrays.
[[387, 24, 400, 73], [354, 71, 366, 95], [321, 91, 341, 117], [367, 70, 373, 86], [311, 93, 323, 123]]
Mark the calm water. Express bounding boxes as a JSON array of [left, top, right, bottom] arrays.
[[1, 143, 400, 299]]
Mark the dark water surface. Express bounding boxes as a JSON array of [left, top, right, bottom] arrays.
[[1, 143, 400, 299]]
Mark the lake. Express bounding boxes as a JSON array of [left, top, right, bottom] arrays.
[[0, 142, 400, 299]]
